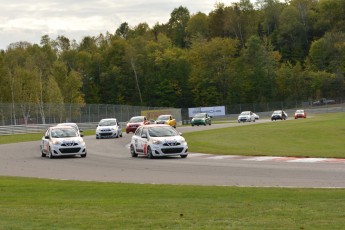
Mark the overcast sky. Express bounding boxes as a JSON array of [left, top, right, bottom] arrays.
[[0, 0, 245, 50]]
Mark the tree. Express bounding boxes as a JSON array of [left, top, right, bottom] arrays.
[[231, 36, 279, 103], [167, 6, 190, 47], [186, 12, 209, 44], [188, 37, 238, 106]]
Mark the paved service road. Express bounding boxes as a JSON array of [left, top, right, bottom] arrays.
[[0, 121, 344, 188]]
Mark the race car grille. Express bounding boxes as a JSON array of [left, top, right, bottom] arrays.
[[59, 148, 81, 153], [163, 142, 181, 146], [61, 143, 78, 146], [161, 148, 184, 154], [100, 132, 113, 136]]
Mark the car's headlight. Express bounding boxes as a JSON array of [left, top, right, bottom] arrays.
[[152, 139, 161, 145], [52, 140, 61, 145]]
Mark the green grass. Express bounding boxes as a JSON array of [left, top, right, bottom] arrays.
[[184, 112, 345, 158], [0, 176, 344, 229]]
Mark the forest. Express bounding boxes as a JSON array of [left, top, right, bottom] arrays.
[[0, 0, 344, 109]]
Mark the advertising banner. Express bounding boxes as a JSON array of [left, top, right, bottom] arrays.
[[188, 106, 225, 117]]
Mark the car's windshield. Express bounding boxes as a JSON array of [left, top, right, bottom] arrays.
[[240, 112, 250, 115], [99, 120, 116, 126], [157, 115, 169, 121], [129, 117, 144, 123], [296, 110, 303, 113], [148, 126, 178, 137], [51, 128, 77, 138], [273, 111, 282, 115], [194, 113, 205, 118]]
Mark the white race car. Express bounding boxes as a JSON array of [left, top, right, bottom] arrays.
[[130, 124, 188, 159], [96, 118, 122, 139], [40, 125, 87, 159]]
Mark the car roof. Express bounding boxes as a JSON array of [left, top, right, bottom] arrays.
[[57, 122, 78, 126], [141, 124, 170, 128], [100, 118, 117, 121], [50, 125, 76, 130]]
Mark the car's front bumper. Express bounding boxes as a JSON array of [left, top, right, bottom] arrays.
[[96, 130, 118, 138], [50, 144, 87, 156], [191, 120, 206, 125], [150, 144, 188, 157], [126, 125, 140, 133], [295, 115, 305, 119], [238, 117, 251, 122]]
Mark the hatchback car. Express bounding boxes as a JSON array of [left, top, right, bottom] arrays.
[[155, 115, 176, 128], [96, 118, 122, 139], [126, 116, 150, 133], [40, 125, 87, 159], [271, 110, 288, 121], [238, 111, 256, 123], [191, 113, 212, 126], [294, 110, 307, 119], [130, 124, 188, 159]]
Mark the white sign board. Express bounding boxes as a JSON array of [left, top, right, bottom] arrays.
[[188, 106, 226, 117]]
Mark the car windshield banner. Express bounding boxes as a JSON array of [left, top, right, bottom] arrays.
[[188, 106, 225, 117]]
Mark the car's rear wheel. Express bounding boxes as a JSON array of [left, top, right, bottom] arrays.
[[147, 146, 154, 159], [130, 145, 138, 158]]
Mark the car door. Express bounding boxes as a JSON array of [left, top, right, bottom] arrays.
[[139, 127, 149, 154], [133, 127, 143, 153], [41, 129, 50, 153]]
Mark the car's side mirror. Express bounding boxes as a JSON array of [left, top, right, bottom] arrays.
[[45, 135, 50, 139], [179, 132, 183, 136], [141, 133, 147, 138], [80, 134, 84, 137]]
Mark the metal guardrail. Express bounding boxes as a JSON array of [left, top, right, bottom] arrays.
[[0, 123, 100, 136]]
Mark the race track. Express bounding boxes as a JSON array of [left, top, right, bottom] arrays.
[[0, 121, 344, 188]]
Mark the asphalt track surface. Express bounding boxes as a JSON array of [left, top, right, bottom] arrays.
[[0, 120, 344, 188]]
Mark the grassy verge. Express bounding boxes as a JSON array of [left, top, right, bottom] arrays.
[[0, 130, 95, 145], [184, 112, 345, 158], [0, 176, 344, 229]]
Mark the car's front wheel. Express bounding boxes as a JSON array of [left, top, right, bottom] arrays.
[[181, 154, 188, 158], [147, 146, 154, 159], [41, 147, 46, 157], [130, 145, 138, 158], [80, 152, 87, 158], [48, 147, 54, 159]]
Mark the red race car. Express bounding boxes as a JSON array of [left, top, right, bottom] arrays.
[[126, 116, 150, 133], [294, 110, 307, 119]]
